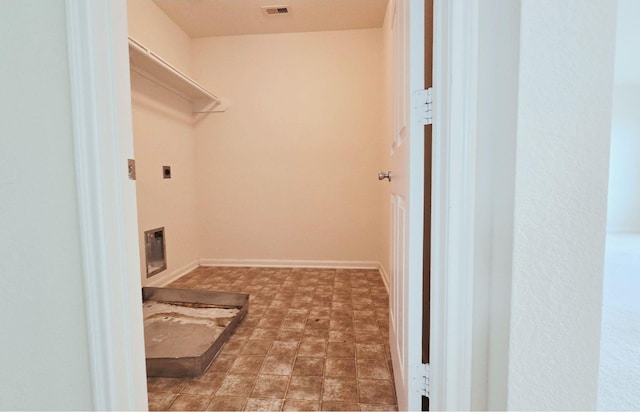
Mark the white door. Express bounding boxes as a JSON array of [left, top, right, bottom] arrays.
[[388, 0, 425, 411]]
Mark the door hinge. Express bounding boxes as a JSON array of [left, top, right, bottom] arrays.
[[421, 363, 430, 397], [412, 88, 433, 126]]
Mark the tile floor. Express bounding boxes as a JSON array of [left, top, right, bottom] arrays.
[[146, 266, 398, 411]]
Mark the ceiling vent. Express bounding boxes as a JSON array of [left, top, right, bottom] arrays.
[[261, 5, 290, 16]]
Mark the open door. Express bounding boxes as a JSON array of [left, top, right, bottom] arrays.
[[388, 0, 428, 411]]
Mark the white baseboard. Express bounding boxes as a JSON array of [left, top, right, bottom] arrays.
[[199, 258, 380, 270], [378, 264, 390, 294], [143, 259, 200, 287]]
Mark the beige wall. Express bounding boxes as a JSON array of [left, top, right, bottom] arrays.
[[127, 0, 192, 75], [127, 1, 388, 274], [0, 1, 93, 409], [128, 0, 200, 285], [192, 29, 386, 266]]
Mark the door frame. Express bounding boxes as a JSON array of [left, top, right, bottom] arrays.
[[65, 0, 479, 409], [429, 0, 478, 409], [65, 0, 148, 410]]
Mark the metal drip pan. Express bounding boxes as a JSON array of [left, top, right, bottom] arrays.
[[142, 287, 248, 377]]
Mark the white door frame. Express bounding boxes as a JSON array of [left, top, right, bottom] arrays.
[[429, 0, 478, 410], [65, 0, 148, 410], [65, 0, 479, 409]]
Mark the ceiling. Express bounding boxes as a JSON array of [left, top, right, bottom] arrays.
[[152, 0, 389, 38]]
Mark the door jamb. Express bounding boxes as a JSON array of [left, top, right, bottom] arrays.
[[65, 0, 148, 409], [66, 0, 479, 409], [429, 0, 478, 410]]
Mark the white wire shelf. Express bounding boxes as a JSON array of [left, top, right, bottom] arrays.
[[128, 37, 228, 113]]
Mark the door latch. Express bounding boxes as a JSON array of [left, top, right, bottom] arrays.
[[378, 171, 392, 182]]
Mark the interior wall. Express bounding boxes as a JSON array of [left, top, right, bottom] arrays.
[[127, 0, 192, 75], [607, 85, 640, 232], [127, 0, 200, 285], [506, 0, 616, 409], [0, 1, 93, 409], [192, 29, 386, 267]]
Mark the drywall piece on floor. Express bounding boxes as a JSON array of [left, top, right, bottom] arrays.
[[142, 287, 248, 377]]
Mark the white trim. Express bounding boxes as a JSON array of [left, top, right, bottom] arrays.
[[199, 258, 381, 270], [606, 227, 640, 234], [378, 264, 390, 294], [145, 259, 200, 287], [65, 0, 147, 410], [429, 0, 478, 410], [406, 2, 427, 409]]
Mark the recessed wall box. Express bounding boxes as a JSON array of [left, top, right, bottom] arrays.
[[144, 227, 166, 277]]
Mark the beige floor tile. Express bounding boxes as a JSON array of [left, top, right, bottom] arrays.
[[277, 329, 305, 341], [181, 374, 225, 396], [215, 374, 257, 397], [251, 374, 290, 398], [282, 399, 321, 411], [305, 318, 330, 330], [258, 316, 284, 329], [251, 328, 279, 341], [322, 377, 358, 403], [359, 404, 398, 411], [287, 376, 323, 401], [358, 379, 396, 405], [292, 357, 325, 376], [309, 308, 332, 318], [352, 310, 377, 320], [167, 394, 210, 411], [229, 355, 265, 374], [354, 331, 385, 344], [331, 302, 354, 312], [206, 396, 247, 411], [326, 342, 355, 358], [320, 401, 360, 411], [147, 377, 187, 394], [298, 340, 327, 357], [261, 356, 295, 375], [329, 317, 353, 331], [281, 317, 307, 330], [356, 359, 391, 381], [240, 340, 273, 356], [355, 344, 386, 360], [303, 328, 330, 340], [328, 330, 355, 343], [353, 319, 380, 332], [221, 339, 246, 355], [269, 341, 299, 357], [325, 358, 356, 378], [244, 398, 284, 411], [147, 393, 176, 411]]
